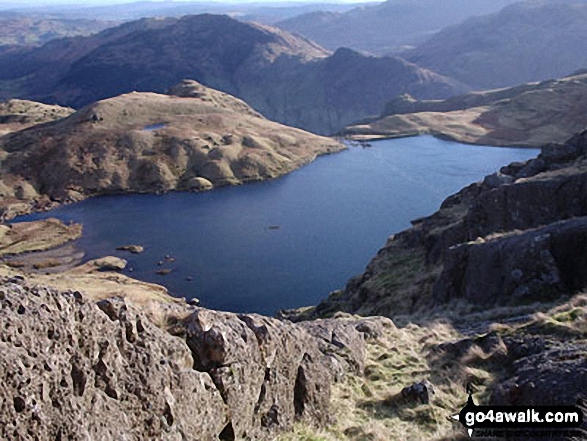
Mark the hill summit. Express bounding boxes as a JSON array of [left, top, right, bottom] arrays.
[[0, 80, 342, 220]]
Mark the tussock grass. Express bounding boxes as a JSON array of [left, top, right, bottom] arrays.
[[279, 321, 478, 441], [281, 293, 587, 441]]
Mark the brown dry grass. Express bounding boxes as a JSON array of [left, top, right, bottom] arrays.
[[281, 293, 587, 441], [0, 218, 82, 257]]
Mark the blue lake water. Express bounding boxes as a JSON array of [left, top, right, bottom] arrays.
[[143, 123, 166, 132], [16, 136, 539, 315]]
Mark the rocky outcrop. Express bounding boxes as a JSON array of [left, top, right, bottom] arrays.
[[0, 218, 82, 257], [343, 73, 587, 147], [490, 340, 587, 407], [427, 305, 587, 435], [180, 310, 332, 439], [307, 129, 587, 320], [0, 81, 343, 220], [0, 272, 389, 440], [0, 276, 227, 440], [434, 217, 587, 307]]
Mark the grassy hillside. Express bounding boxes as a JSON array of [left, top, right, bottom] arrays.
[[343, 73, 587, 147]]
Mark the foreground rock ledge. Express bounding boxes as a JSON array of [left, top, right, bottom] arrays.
[[0, 274, 392, 440]]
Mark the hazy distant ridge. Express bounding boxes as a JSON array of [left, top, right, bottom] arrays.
[[277, 0, 520, 55], [403, 0, 587, 89]]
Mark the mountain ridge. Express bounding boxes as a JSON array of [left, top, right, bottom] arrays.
[[277, 0, 520, 55], [0, 13, 468, 135]]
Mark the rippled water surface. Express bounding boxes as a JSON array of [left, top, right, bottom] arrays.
[[18, 137, 539, 314]]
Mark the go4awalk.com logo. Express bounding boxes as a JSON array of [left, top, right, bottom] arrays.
[[451, 393, 584, 438]]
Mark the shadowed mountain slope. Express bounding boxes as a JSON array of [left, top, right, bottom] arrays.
[[0, 14, 468, 135], [403, 0, 587, 90], [277, 0, 519, 55]]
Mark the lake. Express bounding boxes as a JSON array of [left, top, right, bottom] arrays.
[[16, 136, 539, 315]]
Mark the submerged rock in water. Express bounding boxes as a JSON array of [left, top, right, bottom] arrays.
[[116, 244, 144, 254], [89, 256, 127, 271]]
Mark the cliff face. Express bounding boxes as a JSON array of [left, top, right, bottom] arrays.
[[311, 130, 587, 320], [0, 273, 392, 440], [343, 73, 587, 147], [0, 80, 343, 220]]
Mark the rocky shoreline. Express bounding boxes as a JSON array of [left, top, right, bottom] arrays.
[[0, 218, 81, 258], [303, 130, 587, 324]]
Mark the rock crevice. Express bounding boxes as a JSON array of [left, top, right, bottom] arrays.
[[0, 274, 390, 440]]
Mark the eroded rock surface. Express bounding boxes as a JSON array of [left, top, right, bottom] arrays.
[[490, 340, 587, 407], [0, 274, 381, 440], [0, 277, 227, 440]]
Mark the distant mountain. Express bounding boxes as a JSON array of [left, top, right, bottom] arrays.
[[276, 0, 519, 55], [343, 73, 587, 147], [0, 14, 467, 135], [0, 12, 117, 46], [0, 17, 178, 100], [6, 1, 363, 24], [403, 0, 587, 90]]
